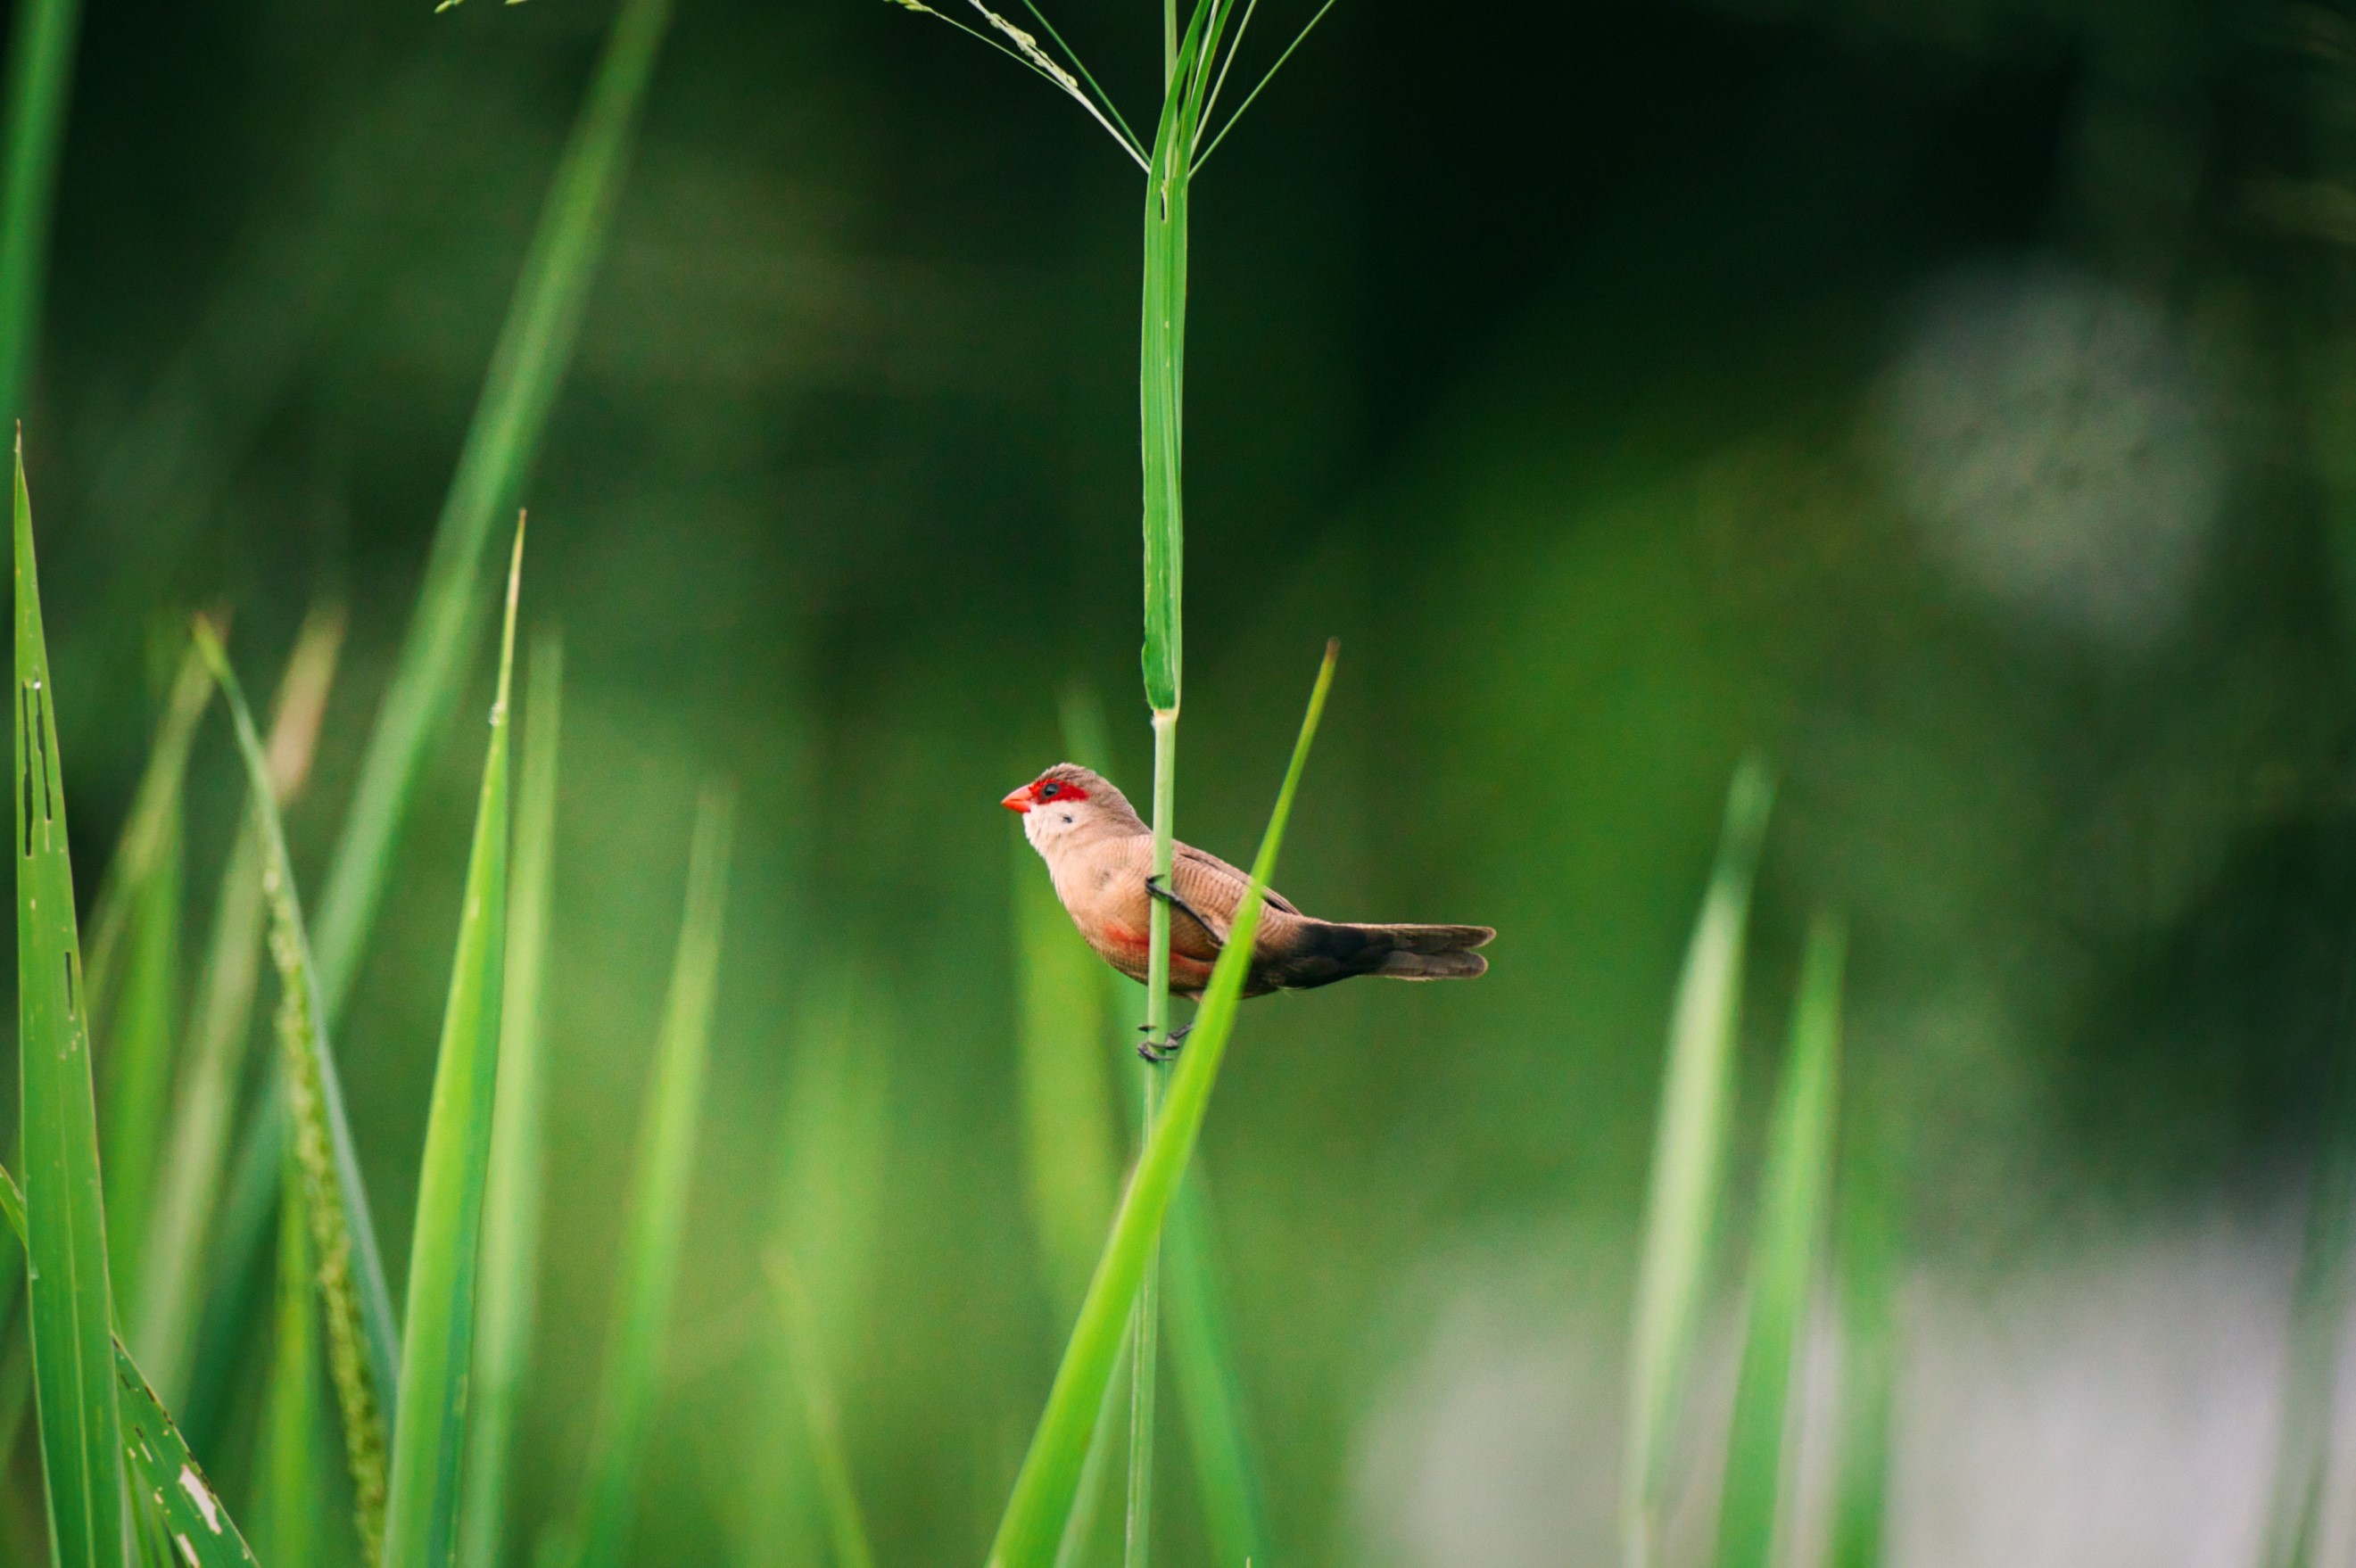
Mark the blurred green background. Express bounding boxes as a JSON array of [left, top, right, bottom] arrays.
[[12, 0, 2356, 1562]]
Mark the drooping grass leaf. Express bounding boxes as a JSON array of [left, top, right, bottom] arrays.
[[1014, 838, 1120, 1318], [764, 1251, 876, 1568], [194, 617, 398, 1561], [382, 523, 525, 1568], [0, 1163, 260, 1568], [571, 784, 732, 1568], [1715, 915, 1845, 1568], [459, 630, 561, 1568], [1161, 1175, 1266, 1568], [264, 1136, 323, 1568], [0, 0, 83, 420], [14, 438, 128, 1568], [307, 0, 675, 1019], [134, 604, 343, 1404], [1831, 1105, 1899, 1568], [1622, 757, 1773, 1568], [987, 640, 1337, 1568]]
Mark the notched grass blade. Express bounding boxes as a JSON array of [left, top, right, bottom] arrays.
[[987, 640, 1337, 1568], [15, 438, 129, 1568], [0, 1164, 259, 1568], [194, 617, 397, 1563], [1622, 757, 1773, 1568], [383, 521, 526, 1568]]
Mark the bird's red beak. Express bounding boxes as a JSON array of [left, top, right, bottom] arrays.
[[1001, 787, 1033, 813]]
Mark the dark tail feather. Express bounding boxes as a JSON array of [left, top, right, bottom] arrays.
[[1261, 920, 1495, 991]]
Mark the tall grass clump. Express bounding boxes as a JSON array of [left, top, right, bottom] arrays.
[[895, 1, 1331, 1557], [1623, 758, 1772, 1568]]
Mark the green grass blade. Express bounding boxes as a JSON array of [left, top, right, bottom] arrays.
[[264, 1139, 323, 1568], [459, 630, 561, 1568], [1014, 835, 1120, 1318], [986, 640, 1337, 1568], [1714, 915, 1845, 1568], [0, 1164, 260, 1568], [1621, 757, 1773, 1568], [572, 785, 732, 1568], [308, 0, 674, 1021], [134, 605, 343, 1404], [1161, 1175, 1266, 1568], [194, 619, 397, 1561], [14, 438, 128, 1568], [764, 1252, 877, 1568], [1831, 1113, 1898, 1568], [0, 0, 84, 419], [95, 647, 210, 1316], [382, 524, 525, 1568]]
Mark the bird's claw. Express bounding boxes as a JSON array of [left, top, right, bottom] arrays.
[[1136, 1022, 1193, 1063]]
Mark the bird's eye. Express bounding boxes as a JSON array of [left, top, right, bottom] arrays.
[[1039, 782, 1061, 799]]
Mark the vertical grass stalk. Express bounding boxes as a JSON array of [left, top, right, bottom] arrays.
[[14, 438, 128, 1568], [765, 1253, 878, 1568], [459, 631, 562, 1568], [986, 641, 1336, 1568], [1623, 757, 1773, 1568], [382, 524, 525, 1568], [1714, 915, 1845, 1568], [1831, 1108, 1899, 1568], [571, 785, 733, 1568]]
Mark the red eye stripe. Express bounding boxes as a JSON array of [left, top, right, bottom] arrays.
[[1032, 777, 1090, 804]]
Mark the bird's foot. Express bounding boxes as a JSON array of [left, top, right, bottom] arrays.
[[1144, 876, 1219, 940], [1136, 1022, 1194, 1063]]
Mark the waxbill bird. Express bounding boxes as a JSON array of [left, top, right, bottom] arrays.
[[1003, 763, 1493, 1055]]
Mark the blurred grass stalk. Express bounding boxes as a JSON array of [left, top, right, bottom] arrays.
[[1622, 759, 1773, 1568], [986, 642, 1336, 1568], [15, 438, 128, 1568], [134, 604, 343, 1404], [1714, 916, 1844, 1568], [567, 785, 732, 1568], [1831, 1107, 1898, 1568], [0, 0, 80, 420], [459, 631, 562, 1568], [264, 1138, 323, 1568], [765, 1252, 878, 1568]]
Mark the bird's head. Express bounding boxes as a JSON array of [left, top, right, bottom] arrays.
[[1001, 763, 1137, 853]]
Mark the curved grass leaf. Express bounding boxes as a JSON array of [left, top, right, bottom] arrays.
[[0, 1165, 260, 1568], [134, 604, 343, 1404], [459, 630, 562, 1568], [1715, 915, 1844, 1568], [15, 439, 127, 1568], [572, 785, 733, 1568], [194, 618, 398, 1562], [986, 640, 1336, 1568], [1621, 757, 1773, 1568], [382, 522, 525, 1568], [308, 0, 675, 1019]]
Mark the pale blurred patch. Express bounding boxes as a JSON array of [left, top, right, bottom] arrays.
[[1873, 259, 2224, 652]]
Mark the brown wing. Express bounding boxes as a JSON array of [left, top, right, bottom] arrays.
[[1167, 842, 1302, 953]]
